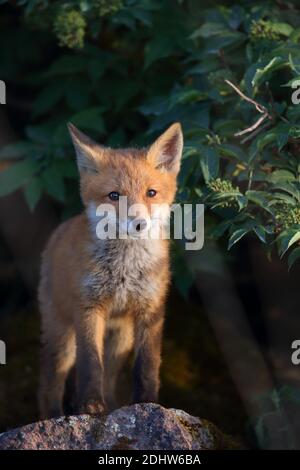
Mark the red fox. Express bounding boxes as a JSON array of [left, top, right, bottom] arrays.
[[38, 122, 183, 418]]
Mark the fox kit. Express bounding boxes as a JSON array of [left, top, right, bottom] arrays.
[[38, 122, 183, 418]]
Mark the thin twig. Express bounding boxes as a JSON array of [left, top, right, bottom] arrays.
[[225, 79, 270, 115], [235, 113, 268, 137], [247, 169, 253, 191], [241, 121, 272, 144], [225, 79, 273, 142]]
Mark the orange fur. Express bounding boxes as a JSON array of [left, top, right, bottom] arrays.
[[38, 123, 183, 418]]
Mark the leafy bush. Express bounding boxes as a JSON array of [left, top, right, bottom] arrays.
[[1, 0, 300, 269]]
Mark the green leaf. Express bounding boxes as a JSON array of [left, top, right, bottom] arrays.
[[246, 190, 274, 215], [144, 36, 174, 68], [55, 159, 78, 179], [252, 57, 287, 87], [228, 228, 249, 250], [65, 77, 90, 110], [217, 143, 247, 162], [190, 22, 229, 39], [270, 192, 297, 206], [131, 7, 153, 26], [256, 132, 277, 152], [42, 164, 65, 202], [277, 228, 300, 257], [138, 96, 168, 116], [169, 89, 206, 107], [32, 82, 65, 117], [204, 32, 246, 53], [26, 122, 57, 144], [187, 58, 219, 75], [214, 120, 245, 137], [88, 58, 107, 81], [70, 107, 105, 133], [267, 170, 296, 184], [272, 182, 300, 203], [253, 226, 267, 243], [0, 160, 37, 196], [24, 176, 43, 211], [210, 219, 232, 238], [277, 133, 289, 151], [199, 146, 219, 183], [287, 231, 300, 252], [288, 247, 300, 270], [0, 141, 36, 159], [45, 55, 89, 76], [272, 23, 293, 37]]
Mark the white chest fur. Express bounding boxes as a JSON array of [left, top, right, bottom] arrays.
[[83, 238, 166, 313]]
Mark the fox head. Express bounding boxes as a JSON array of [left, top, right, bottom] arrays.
[[68, 122, 183, 239]]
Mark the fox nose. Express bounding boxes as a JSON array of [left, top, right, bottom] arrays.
[[132, 218, 148, 233]]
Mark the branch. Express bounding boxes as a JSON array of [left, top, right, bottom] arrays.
[[225, 80, 273, 142], [225, 79, 270, 116], [241, 121, 272, 144], [235, 113, 268, 137]]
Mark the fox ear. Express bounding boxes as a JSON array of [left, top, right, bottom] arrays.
[[147, 122, 183, 175], [68, 123, 105, 174]]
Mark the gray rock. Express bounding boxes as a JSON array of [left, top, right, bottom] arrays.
[[0, 403, 236, 450]]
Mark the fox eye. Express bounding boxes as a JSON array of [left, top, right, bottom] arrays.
[[108, 191, 120, 201], [147, 189, 157, 198]]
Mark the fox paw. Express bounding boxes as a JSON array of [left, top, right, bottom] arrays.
[[78, 399, 106, 416]]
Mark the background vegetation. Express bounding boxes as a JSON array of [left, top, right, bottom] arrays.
[[1, 0, 300, 276], [1, 0, 300, 449]]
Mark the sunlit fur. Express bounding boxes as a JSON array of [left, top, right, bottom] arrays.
[[38, 123, 183, 418]]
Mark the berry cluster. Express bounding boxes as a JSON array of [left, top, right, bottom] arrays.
[[275, 204, 300, 229], [53, 10, 86, 49], [207, 178, 239, 208], [249, 20, 281, 42], [95, 0, 124, 17]]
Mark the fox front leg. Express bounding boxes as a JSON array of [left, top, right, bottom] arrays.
[[133, 312, 164, 403], [75, 307, 107, 415]]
